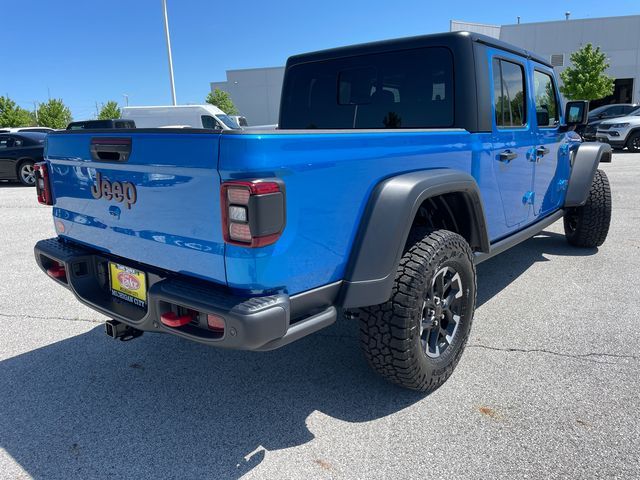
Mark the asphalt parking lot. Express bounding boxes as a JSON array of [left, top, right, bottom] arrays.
[[1, 154, 639, 479]]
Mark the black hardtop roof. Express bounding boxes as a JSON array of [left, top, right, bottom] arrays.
[[11, 131, 48, 140], [286, 31, 553, 69]]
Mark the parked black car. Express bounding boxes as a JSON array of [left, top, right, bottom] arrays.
[[66, 119, 135, 130], [0, 132, 46, 186], [580, 103, 639, 140]]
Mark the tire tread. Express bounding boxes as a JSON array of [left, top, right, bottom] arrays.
[[564, 169, 611, 248], [357, 229, 476, 392]]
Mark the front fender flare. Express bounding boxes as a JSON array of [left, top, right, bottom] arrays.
[[564, 142, 611, 207], [340, 169, 489, 308]]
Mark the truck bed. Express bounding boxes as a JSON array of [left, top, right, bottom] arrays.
[[46, 128, 505, 296]]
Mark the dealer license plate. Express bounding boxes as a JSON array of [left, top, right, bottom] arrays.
[[109, 262, 147, 308]]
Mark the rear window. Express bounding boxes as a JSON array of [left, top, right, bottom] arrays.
[[67, 120, 115, 130], [280, 47, 454, 129]]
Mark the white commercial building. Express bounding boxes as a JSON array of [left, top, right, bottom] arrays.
[[210, 66, 284, 126], [213, 14, 640, 124], [452, 15, 640, 107]]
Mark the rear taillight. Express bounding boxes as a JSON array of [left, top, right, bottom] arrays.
[[34, 162, 53, 205], [221, 180, 285, 247]]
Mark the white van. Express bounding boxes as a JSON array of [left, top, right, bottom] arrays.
[[120, 105, 239, 130], [229, 115, 249, 127]]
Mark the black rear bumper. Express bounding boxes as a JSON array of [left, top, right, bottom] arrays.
[[34, 238, 338, 351]]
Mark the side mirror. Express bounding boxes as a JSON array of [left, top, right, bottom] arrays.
[[565, 100, 589, 126]]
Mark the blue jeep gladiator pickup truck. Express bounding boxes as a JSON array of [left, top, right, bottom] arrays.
[[34, 32, 612, 392]]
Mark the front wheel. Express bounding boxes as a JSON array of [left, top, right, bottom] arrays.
[[17, 160, 36, 186], [564, 169, 611, 248], [626, 132, 640, 152], [357, 229, 476, 392]]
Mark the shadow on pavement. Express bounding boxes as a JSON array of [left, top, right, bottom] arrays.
[[0, 316, 421, 479], [0, 229, 595, 478], [476, 230, 596, 307], [0, 181, 31, 188]]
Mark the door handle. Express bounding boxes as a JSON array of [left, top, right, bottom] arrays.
[[536, 146, 550, 158], [498, 150, 518, 163]]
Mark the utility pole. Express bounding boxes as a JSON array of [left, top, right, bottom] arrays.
[[161, 0, 177, 105], [33, 101, 39, 124]]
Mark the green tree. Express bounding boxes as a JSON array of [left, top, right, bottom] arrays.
[[0, 96, 33, 127], [559, 44, 614, 101], [205, 88, 238, 115], [36, 99, 72, 129], [97, 101, 121, 120]]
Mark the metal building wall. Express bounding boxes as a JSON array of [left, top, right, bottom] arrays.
[[499, 15, 640, 103], [211, 66, 285, 126], [450, 20, 501, 38]]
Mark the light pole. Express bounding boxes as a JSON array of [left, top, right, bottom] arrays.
[[161, 0, 177, 105], [123, 94, 129, 106]]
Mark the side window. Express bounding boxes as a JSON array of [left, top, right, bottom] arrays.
[[0, 136, 13, 149], [492, 58, 526, 128], [533, 70, 559, 127], [608, 106, 626, 116], [201, 115, 221, 129]]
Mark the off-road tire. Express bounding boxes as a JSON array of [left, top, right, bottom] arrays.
[[357, 229, 476, 392], [564, 169, 611, 248]]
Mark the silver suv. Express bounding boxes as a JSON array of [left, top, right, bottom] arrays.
[[596, 107, 640, 151]]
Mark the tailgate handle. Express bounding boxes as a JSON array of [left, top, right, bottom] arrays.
[[90, 137, 132, 162]]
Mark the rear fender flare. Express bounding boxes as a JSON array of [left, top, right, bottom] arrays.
[[340, 169, 489, 308]]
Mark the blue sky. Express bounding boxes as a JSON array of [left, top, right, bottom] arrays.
[[1, 0, 638, 119]]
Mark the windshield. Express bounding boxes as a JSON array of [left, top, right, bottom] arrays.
[[631, 108, 640, 116], [217, 114, 240, 129]]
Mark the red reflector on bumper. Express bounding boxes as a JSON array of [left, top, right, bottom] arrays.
[[207, 314, 225, 332], [160, 312, 194, 328], [46, 264, 66, 280]]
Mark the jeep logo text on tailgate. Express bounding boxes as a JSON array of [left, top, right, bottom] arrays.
[[91, 172, 137, 209]]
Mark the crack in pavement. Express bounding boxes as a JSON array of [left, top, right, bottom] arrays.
[[467, 343, 638, 365], [0, 312, 102, 325]]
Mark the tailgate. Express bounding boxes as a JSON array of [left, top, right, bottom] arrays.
[[46, 130, 226, 286]]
